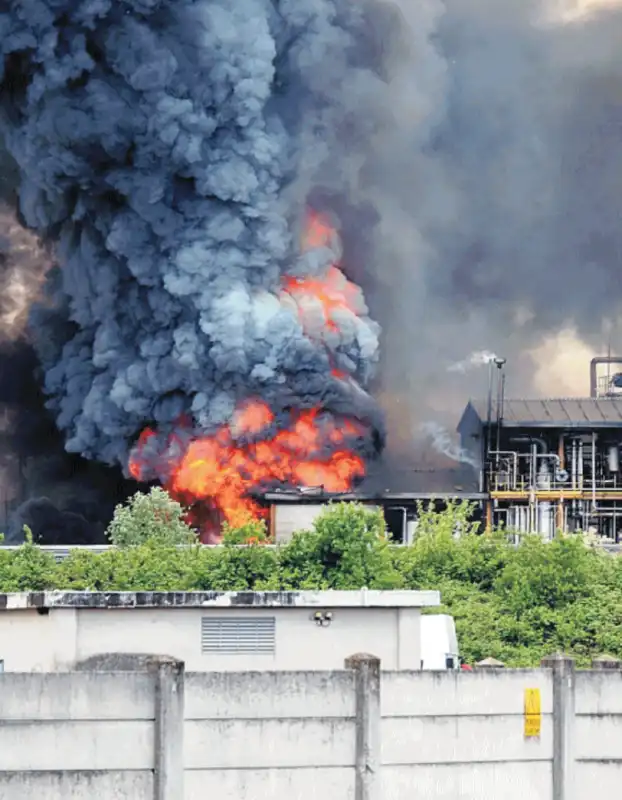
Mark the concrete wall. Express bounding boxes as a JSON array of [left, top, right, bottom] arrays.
[[1, 655, 621, 799], [575, 668, 622, 795], [382, 669, 554, 799], [0, 606, 422, 672], [0, 671, 157, 799], [185, 670, 357, 800]]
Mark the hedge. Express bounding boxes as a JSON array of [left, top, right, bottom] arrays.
[[1, 498, 621, 667]]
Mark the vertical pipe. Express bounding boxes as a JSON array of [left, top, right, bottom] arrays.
[[495, 368, 505, 457], [557, 434, 565, 471], [592, 431, 596, 511], [531, 444, 537, 489], [571, 440, 577, 490], [485, 360, 494, 460], [578, 441, 584, 489], [485, 501, 493, 533], [557, 434, 565, 534], [531, 443, 538, 534]]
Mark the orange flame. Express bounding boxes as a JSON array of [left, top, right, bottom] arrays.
[[129, 401, 365, 531], [128, 210, 369, 539], [281, 211, 363, 339]]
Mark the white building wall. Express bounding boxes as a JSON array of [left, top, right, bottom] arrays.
[[272, 503, 327, 542], [0, 605, 422, 672], [0, 609, 77, 671]]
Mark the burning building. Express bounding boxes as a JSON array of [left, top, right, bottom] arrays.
[[0, 1, 391, 543], [3, 2, 622, 545]]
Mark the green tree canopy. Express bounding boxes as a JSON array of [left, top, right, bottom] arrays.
[[107, 487, 196, 548], [0, 497, 619, 667]]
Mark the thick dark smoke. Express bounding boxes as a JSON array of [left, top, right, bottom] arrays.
[[1, 0, 622, 536], [0, 0, 388, 529], [371, 0, 622, 431], [0, 202, 135, 543]]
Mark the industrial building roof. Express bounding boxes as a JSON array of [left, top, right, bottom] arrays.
[[465, 397, 622, 428]]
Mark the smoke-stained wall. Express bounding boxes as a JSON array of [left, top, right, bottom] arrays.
[[1, 0, 622, 537]]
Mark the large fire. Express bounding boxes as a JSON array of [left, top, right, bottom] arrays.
[[129, 211, 369, 540]]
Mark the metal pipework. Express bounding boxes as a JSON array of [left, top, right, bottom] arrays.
[[592, 432, 597, 511], [510, 435, 548, 453], [488, 450, 518, 489], [531, 453, 562, 480], [590, 356, 622, 397]]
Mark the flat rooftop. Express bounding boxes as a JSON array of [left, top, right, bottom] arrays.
[[0, 589, 441, 610]]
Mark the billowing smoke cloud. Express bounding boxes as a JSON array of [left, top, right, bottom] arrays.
[[369, 0, 622, 430], [1, 0, 622, 533], [0, 202, 135, 543], [0, 0, 388, 497]]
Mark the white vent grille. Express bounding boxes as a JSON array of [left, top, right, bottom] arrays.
[[201, 617, 276, 655]]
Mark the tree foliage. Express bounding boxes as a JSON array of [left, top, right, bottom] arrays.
[[107, 487, 196, 548], [0, 495, 621, 666]]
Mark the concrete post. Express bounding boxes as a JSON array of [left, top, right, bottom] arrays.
[[541, 653, 575, 800], [345, 653, 381, 800], [154, 659, 185, 800]]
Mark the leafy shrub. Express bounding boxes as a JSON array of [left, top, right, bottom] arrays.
[[278, 503, 403, 590], [107, 487, 196, 548], [0, 498, 620, 666]]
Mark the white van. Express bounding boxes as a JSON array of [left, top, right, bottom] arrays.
[[420, 614, 460, 670]]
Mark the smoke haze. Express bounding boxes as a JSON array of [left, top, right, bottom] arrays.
[[0, 0, 621, 534]]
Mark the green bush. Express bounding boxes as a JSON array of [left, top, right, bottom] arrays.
[[0, 495, 621, 666], [107, 487, 196, 548], [277, 503, 403, 590]]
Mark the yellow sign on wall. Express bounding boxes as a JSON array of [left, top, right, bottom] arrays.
[[524, 688, 541, 738]]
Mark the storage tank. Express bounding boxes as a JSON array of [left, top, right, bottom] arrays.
[[608, 445, 620, 473]]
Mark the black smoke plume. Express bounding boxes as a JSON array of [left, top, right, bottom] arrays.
[[0, 0, 388, 537]]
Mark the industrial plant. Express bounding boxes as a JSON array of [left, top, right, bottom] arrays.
[[4, 354, 622, 548], [457, 356, 622, 542], [261, 356, 622, 545]]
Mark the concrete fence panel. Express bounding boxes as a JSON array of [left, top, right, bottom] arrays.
[[382, 669, 554, 800], [0, 672, 156, 799], [184, 670, 357, 800], [574, 669, 622, 796], [2, 656, 622, 799]]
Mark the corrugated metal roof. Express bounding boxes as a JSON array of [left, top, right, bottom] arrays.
[[468, 397, 622, 427]]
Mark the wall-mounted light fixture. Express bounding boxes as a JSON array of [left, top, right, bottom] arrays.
[[312, 611, 333, 627]]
